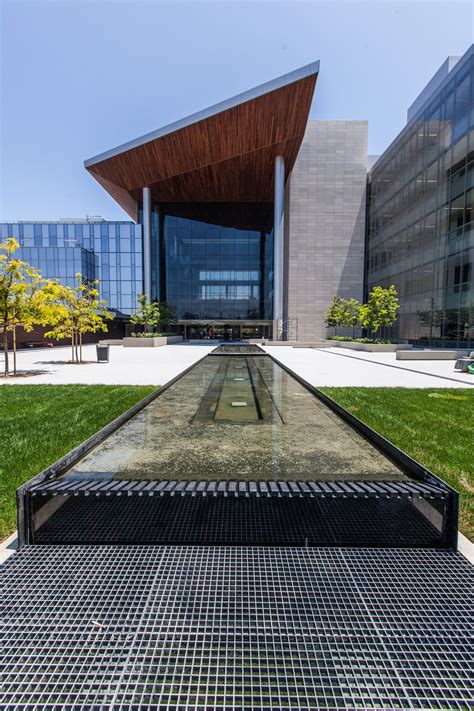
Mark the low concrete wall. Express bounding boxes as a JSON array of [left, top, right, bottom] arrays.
[[397, 349, 470, 360], [331, 342, 412, 353], [262, 341, 329, 348], [98, 339, 124, 346], [123, 336, 183, 347]]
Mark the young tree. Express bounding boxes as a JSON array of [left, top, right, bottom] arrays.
[[459, 307, 474, 343], [324, 296, 346, 336], [340, 298, 362, 339], [360, 285, 400, 338], [157, 301, 175, 332], [76, 277, 113, 361], [130, 294, 160, 334], [418, 304, 447, 340], [0, 238, 54, 376], [45, 275, 112, 363]]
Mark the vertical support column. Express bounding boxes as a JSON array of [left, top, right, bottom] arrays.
[[142, 186, 152, 301], [273, 155, 285, 326]]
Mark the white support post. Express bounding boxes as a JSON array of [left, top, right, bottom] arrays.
[[273, 155, 285, 324], [142, 186, 152, 301]]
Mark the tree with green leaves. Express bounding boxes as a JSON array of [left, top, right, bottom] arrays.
[[130, 294, 160, 334], [324, 296, 346, 336], [45, 274, 112, 363], [459, 306, 474, 342], [340, 297, 362, 339], [157, 301, 175, 332], [0, 238, 57, 376], [360, 285, 400, 338], [418, 303, 447, 340]]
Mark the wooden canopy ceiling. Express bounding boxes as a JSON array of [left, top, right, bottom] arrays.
[[84, 64, 319, 219]]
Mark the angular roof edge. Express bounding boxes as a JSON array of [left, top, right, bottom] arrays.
[[84, 61, 320, 168]]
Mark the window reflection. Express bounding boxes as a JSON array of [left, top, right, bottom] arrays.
[[149, 203, 273, 321], [367, 52, 474, 347]]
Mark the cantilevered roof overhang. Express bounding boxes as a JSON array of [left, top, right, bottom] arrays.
[[84, 62, 319, 219]]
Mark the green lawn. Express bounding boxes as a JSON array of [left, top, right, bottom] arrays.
[[0, 384, 156, 540], [321, 387, 473, 540], [1, 384, 472, 543]]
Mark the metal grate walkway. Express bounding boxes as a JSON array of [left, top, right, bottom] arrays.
[[1, 546, 472, 710], [29, 477, 447, 499]]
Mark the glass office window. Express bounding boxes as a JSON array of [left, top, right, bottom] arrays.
[[48, 224, 57, 247], [366, 50, 474, 346], [144, 203, 273, 321], [33, 224, 43, 247], [0, 221, 142, 316]]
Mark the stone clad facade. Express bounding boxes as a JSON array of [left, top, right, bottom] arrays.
[[285, 120, 368, 341]]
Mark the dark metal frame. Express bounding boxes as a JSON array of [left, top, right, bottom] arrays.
[[265, 351, 459, 549], [16, 353, 209, 547], [17, 349, 459, 550]]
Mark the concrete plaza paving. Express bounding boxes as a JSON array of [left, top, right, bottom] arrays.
[[1, 342, 473, 387], [263, 345, 474, 388], [0, 343, 214, 386]]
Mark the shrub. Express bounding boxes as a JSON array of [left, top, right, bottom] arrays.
[[131, 332, 174, 338], [327, 336, 398, 344]]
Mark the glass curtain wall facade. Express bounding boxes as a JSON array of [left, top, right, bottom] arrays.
[[141, 203, 273, 336], [366, 47, 474, 346], [13, 245, 96, 286], [0, 221, 143, 315]]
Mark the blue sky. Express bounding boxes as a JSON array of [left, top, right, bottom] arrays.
[[1, 0, 472, 221]]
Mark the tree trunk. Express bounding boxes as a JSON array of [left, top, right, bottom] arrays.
[[352, 324, 355, 339], [79, 332, 83, 364], [3, 330, 9, 376], [13, 325, 17, 375], [71, 332, 75, 363]]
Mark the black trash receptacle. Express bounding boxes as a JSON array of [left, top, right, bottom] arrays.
[[96, 344, 110, 363]]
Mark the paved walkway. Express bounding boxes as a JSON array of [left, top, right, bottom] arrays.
[[0, 343, 215, 386], [263, 346, 474, 388], [1, 342, 473, 388]]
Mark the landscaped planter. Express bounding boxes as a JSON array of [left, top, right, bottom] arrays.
[[396, 349, 470, 360], [123, 336, 183, 347], [331, 341, 412, 352]]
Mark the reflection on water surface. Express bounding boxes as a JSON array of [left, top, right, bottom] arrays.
[[65, 354, 406, 482]]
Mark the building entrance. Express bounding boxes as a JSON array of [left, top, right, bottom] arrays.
[[177, 321, 272, 341]]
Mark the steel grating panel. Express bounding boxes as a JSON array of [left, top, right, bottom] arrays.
[[28, 478, 447, 499], [0, 546, 472, 710], [30, 494, 444, 547]]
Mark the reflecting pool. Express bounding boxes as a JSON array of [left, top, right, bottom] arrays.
[[65, 353, 406, 482]]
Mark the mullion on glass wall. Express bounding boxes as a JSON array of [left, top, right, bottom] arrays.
[[367, 51, 473, 346], [151, 204, 273, 321]]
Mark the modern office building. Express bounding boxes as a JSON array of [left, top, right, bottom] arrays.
[[2, 46, 473, 344], [0, 218, 143, 316], [367, 45, 473, 346], [84, 62, 367, 341]]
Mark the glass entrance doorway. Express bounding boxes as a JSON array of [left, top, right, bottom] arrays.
[[179, 322, 272, 341]]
